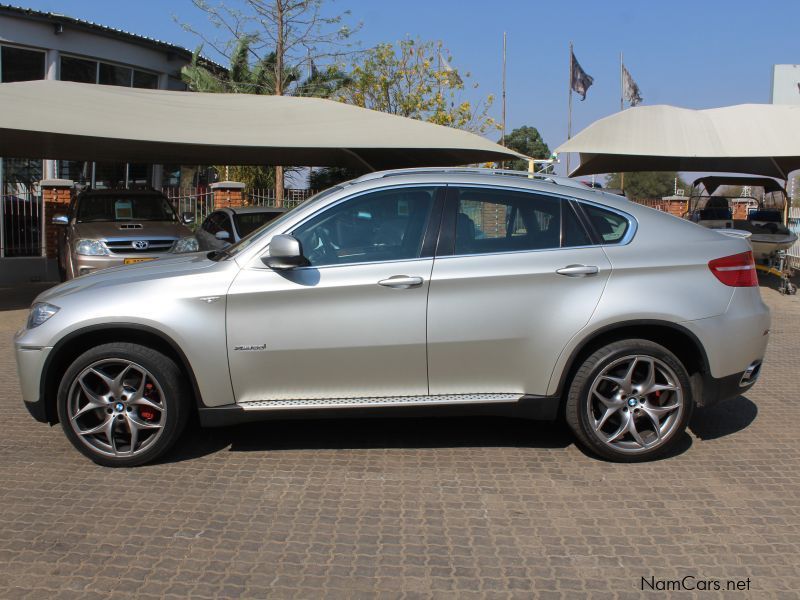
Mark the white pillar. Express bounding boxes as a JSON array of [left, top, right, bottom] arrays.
[[44, 50, 60, 180]]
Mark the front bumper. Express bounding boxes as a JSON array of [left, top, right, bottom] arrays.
[[14, 341, 52, 423], [72, 252, 168, 276]]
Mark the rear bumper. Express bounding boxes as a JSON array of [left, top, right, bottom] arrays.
[[702, 363, 761, 408]]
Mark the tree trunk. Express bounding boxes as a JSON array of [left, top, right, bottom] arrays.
[[274, 0, 285, 206]]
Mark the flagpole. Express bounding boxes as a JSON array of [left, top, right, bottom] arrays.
[[566, 41, 573, 174], [620, 52, 624, 111], [620, 51, 625, 192], [501, 32, 507, 148]]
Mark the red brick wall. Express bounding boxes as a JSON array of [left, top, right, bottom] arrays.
[[212, 186, 245, 209], [43, 185, 73, 258]]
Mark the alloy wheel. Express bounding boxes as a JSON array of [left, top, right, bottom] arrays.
[[66, 359, 167, 457], [587, 354, 684, 454]]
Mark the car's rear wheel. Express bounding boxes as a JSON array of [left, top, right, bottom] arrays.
[[57, 343, 189, 467], [565, 339, 693, 462]]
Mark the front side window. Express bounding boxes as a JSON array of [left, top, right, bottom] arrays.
[[453, 188, 589, 255], [581, 204, 631, 244], [293, 187, 437, 267]]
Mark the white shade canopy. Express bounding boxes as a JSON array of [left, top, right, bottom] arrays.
[[557, 104, 800, 179], [0, 80, 521, 170]]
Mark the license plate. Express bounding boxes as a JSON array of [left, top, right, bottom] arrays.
[[124, 258, 156, 265]]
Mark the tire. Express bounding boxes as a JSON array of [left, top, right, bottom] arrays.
[[57, 342, 190, 467], [565, 339, 693, 462]]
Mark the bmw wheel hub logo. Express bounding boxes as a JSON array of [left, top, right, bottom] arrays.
[[627, 398, 637, 407], [115, 402, 124, 411]]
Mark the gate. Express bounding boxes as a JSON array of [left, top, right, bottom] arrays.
[[1, 186, 43, 258], [162, 188, 214, 228]]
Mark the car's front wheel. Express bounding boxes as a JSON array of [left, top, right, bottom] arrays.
[[57, 343, 189, 467], [565, 339, 693, 462]]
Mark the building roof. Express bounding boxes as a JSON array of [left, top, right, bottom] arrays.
[[0, 4, 224, 71]]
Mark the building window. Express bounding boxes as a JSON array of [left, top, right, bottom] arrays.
[[133, 70, 158, 89], [98, 62, 132, 87], [0, 45, 45, 82], [61, 56, 97, 83]]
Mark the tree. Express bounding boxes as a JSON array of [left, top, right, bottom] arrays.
[[501, 126, 550, 171], [182, 0, 359, 201], [605, 172, 691, 200], [336, 39, 497, 134]]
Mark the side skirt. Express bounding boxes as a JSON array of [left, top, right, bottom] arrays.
[[198, 394, 562, 428]]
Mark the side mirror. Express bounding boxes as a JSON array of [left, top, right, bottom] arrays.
[[51, 214, 69, 226], [215, 230, 231, 241], [181, 212, 195, 225], [261, 234, 310, 270]]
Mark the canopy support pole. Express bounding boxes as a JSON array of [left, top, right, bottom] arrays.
[[342, 149, 377, 172]]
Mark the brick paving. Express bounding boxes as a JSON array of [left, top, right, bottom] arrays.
[[0, 281, 799, 599]]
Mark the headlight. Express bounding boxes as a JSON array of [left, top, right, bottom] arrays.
[[171, 236, 200, 253], [27, 302, 60, 329], [75, 239, 108, 256]]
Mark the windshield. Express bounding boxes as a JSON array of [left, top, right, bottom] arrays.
[[76, 194, 177, 223], [212, 186, 344, 261], [234, 211, 284, 237]]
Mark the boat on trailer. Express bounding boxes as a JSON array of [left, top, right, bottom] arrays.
[[686, 176, 797, 260]]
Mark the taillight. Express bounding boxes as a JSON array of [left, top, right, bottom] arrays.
[[708, 251, 758, 287]]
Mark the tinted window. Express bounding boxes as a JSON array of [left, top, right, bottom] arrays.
[[235, 212, 283, 237], [293, 187, 436, 267], [133, 70, 159, 89], [61, 56, 97, 83], [99, 63, 132, 87], [1, 46, 45, 82], [76, 194, 176, 222], [581, 204, 630, 244], [454, 188, 567, 255], [562, 202, 592, 247]]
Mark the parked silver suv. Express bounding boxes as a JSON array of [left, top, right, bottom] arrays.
[[16, 169, 770, 466]]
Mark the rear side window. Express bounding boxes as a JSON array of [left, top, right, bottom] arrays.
[[581, 204, 631, 244], [453, 188, 590, 255]]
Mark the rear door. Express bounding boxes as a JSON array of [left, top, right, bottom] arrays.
[[427, 186, 612, 396]]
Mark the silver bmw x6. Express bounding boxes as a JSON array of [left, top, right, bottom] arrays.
[[15, 168, 770, 466]]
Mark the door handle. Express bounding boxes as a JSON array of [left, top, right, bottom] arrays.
[[556, 264, 599, 277], [378, 275, 424, 288]]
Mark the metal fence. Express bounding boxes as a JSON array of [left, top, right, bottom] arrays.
[[788, 206, 800, 268], [249, 188, 316, 209], [162, 188, 214, 229], [1, 189, 43, 258]]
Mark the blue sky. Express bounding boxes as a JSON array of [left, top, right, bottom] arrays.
[[12, 0, 800, 176]]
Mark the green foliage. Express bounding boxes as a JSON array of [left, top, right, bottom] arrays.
[[309, 166, 364, 190], [605, 172, 692, 200], [502, 126, 550, 171], [337, 38, 498, 134]]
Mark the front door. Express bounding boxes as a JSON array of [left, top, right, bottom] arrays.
[[427, 186, 612, 396], [226, 185, 443, 402]]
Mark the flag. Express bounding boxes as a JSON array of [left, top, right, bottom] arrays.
[[570, 50, 594, 101], [439, 51, 463, 86], [622, 63, 642, 106]]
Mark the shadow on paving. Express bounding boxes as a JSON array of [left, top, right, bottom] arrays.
[[0, 282, 56, 311], [159, 395, 758, 465], [159, 416, 576, 465], [690, 395, 758, 441]]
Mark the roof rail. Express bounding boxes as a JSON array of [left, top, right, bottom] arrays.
[[353, 167, 589, 189]]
